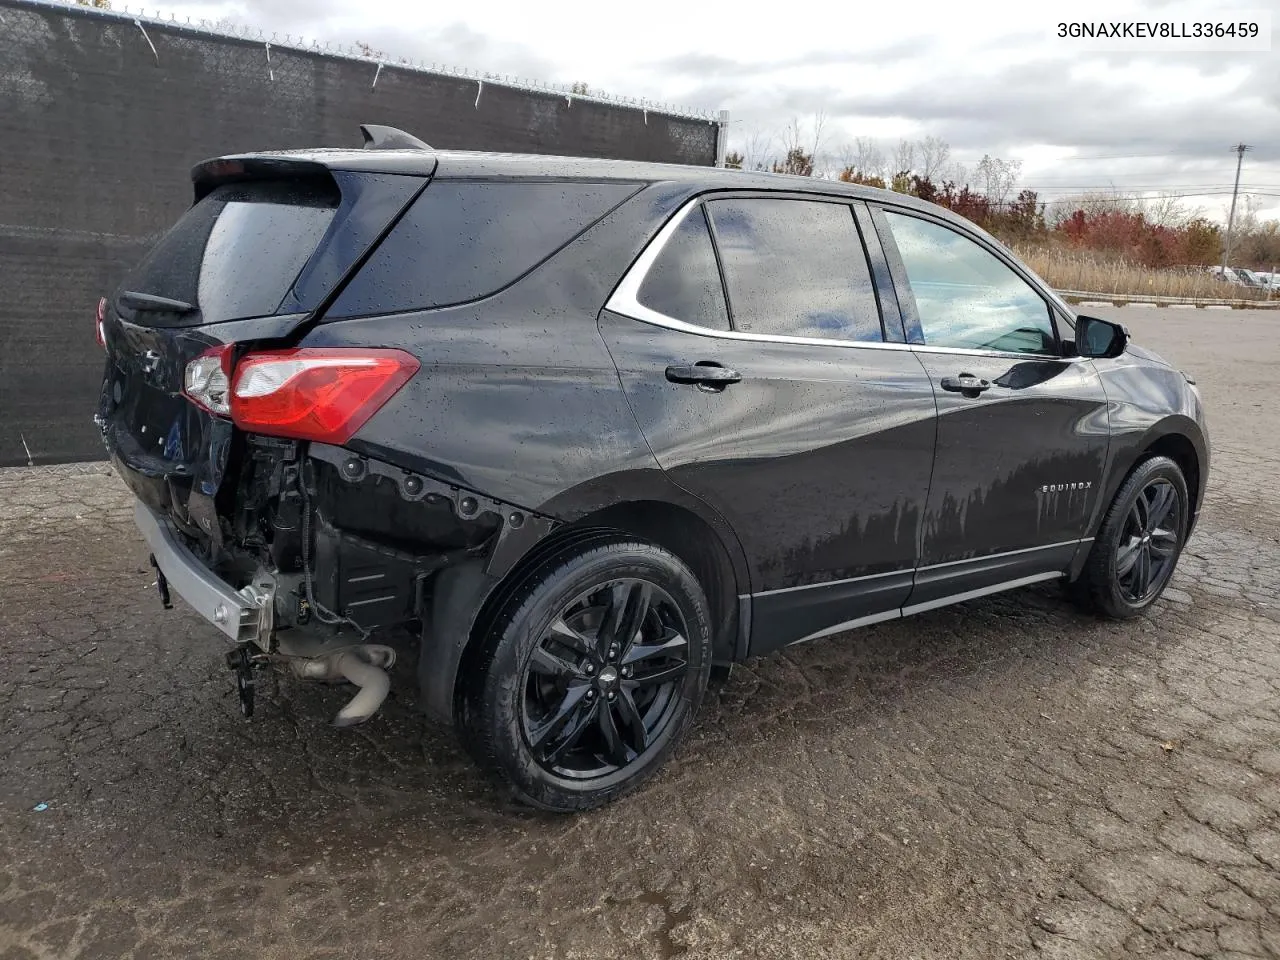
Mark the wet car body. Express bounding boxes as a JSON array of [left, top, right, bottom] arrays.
[[97, 127, 1209, 809]]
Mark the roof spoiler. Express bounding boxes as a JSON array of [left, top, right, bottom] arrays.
[[359, 124, 432, 151]]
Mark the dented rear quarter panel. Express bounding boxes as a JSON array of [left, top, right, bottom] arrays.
[[306, 182, 700, 513]]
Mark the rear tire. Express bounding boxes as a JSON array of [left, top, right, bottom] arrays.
[[458, 537, 712, 812], [1073, 455, 1189, 619]]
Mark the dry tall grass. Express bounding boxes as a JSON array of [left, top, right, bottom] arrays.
[[1012, 246, 1274, 301]]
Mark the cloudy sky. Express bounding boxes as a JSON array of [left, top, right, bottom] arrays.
[[145, 0, 1279, 223]]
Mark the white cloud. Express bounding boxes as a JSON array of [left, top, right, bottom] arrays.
[[148, 0, 1280, 222]]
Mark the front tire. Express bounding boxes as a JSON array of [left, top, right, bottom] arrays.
[[459, 538, 713, 812], [1074, 455, 1189, 619]]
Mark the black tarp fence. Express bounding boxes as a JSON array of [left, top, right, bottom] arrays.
[[0, 0, 723, 466]]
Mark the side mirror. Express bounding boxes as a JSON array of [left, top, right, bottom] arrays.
[[1074, 315, 1129, 359]]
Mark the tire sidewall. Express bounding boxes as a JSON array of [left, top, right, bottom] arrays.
[[1094, 456, 1189, 615], [478, 542, 713, 809]]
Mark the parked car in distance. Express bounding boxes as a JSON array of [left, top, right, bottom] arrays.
[[1209, 265, 1266, 287], [97, 126, 1210, 811]]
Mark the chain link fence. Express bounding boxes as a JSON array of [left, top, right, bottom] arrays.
[[0, 0, 722, 466]]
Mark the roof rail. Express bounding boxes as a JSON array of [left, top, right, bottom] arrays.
[[359, 124, 432, 151]]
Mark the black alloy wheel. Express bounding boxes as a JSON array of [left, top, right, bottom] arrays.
[[520, 578, 689, 779], [1114, 478, 1182, 603], [1074, 455, 1189, 619], [459, 537, 713, 811]]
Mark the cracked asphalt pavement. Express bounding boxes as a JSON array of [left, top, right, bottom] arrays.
[[3, 308, 1280, 959]]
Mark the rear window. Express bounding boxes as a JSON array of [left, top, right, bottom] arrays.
[[326, 180, 640, 318], [705, 197, 884, 343], [120, 179, 339, 327]]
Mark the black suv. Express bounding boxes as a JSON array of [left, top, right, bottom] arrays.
[[98, 125, 1209, 811]]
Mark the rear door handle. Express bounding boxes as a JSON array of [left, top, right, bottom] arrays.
[[940, 373, 991, 396], [665, 363, 742, 388]]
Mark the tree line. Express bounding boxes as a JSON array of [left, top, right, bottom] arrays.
[[724, 119, 1280, 271]]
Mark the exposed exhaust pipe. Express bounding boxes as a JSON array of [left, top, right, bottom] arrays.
[[291, 645, 397, 727]]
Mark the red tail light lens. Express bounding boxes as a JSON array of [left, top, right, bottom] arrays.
[[229, 348, 419, 444], [95, 298, 107, 349]]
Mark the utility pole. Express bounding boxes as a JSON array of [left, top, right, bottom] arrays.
[[1221, 142, 1250, 272]]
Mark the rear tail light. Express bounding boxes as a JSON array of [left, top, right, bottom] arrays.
[[95, 298, 107, 349], [183, 344, 234, 415], [182, 347, 418, 444]]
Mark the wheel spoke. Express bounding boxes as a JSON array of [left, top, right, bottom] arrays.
[[1134, 544, 1152, 597], [594, 582, 630, 658], [528, 682, 591, 751], [598, 697, 631, 766], [543, 699, 599, 765], [1129, 497, 1148, 536], [1147, 483, 1176, 530], [614, 687, 649, 755], [623, 661, 688, 690], [621, 629, 688, 667], [615, 583, 653, 661], [528, 645, 585, 682], [1116, 538, 1142, 578], [1150, 527, 1179, 558], [547, 617, 594, 656]]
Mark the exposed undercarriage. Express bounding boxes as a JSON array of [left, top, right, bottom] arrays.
[[150, 435, 556, 723]]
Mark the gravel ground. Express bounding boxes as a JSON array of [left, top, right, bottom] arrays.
[[2, 308, 1279, 960]]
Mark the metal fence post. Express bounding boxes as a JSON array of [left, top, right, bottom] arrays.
[[715, 109, 730, 167]]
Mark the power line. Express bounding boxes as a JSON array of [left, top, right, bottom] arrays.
[[1022, 183, 1280, 191], [1055, 153, 1200, 161], [1053, 151, 1271, 162], [1039, 190, 1280, 201]]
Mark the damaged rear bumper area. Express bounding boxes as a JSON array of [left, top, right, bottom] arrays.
[[129, 439, 557, 724]]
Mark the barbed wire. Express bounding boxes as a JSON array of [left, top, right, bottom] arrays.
[[29, 0, 723, 123]]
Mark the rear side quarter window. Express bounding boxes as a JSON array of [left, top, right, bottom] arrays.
[[328, 180, 641, 317], [635, 205, 730, 331]]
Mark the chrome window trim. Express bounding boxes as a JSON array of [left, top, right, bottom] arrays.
[[605, 195, 1082, 364], [605, 195, 903, 352]]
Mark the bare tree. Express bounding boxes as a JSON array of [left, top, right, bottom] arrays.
[[776, 112, 829, 176], [973, 154, 1022, 204], [849, 137, 887, 182], [916, 136, 952, 181], [1141, 193, 1199, 228], [1045, 189, 1133, 225], [737, 126, 776, 172], [892, 139, 915, 178]]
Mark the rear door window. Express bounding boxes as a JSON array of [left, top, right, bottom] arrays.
[[704, 197, 884, 342], [328, 180, 640, 317], [120, 179, 339, 327], [635, 205, 730, 331]]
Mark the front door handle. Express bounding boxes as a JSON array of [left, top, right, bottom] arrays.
[[665, 362, 742, 388], [940, 373, 991, 397]]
